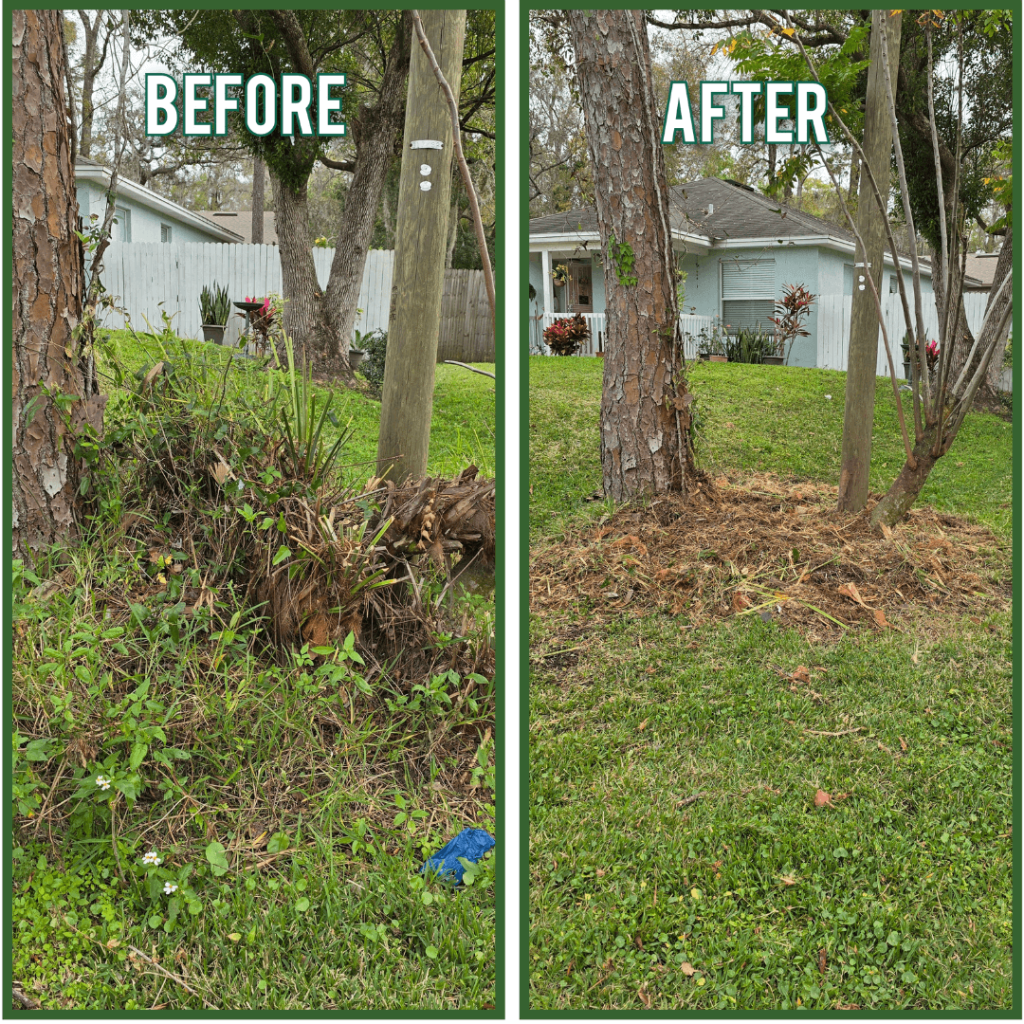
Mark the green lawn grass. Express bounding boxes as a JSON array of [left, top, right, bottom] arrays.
[[528, 356, 1013, 1012], [12, 332, 496, 1012], [530, 358, 1012, 541]]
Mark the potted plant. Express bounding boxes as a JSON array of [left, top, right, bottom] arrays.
[[768, 283, 815, 365], [551, 264, 569, 288], [199, 283, 231, 343], [696, 321, 728, 362], [543, 312, 590, 355]]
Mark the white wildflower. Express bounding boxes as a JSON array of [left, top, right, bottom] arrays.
[[141, 851, 163, 867], [163, 881, 178, 895], [96, 775, 111, 791]]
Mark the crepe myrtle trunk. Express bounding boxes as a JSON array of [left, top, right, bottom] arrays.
[[567, 8, 696, 500], [869, 422, 941, 527], [12, 9, 105, 560]]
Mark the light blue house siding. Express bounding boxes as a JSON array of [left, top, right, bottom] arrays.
[[531, 245, 933, 367], [74, 160, 241, 247]]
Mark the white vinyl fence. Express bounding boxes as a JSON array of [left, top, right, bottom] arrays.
[[817, 291, 990, 377], [99, 243, 393, 349], [541, 292, 992, 378]]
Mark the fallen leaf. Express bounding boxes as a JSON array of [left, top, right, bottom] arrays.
[[873, 608, 891, 629], [818, 948, 827, 974], [227, 932, 241, 943], [596, 869, 606, 878], [838, 582, 868, 607], [899, 736, 908, 752], [779, 874, 798, 886], [814, 789, 833, 808], [638, 719, 648, 732], [732, 591, 752, 612], [880, 523, 893, 541], [680, 962, 696, 977], [791, 664, 811, 684], [638, 983, 652, 1009]]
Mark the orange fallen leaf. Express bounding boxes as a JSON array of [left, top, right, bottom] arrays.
[[880, 523, 893, 541], [732, 591, 752, 612], [899, 736, 908, 751], [638, 719, 648, 732], [873, 608, 891, 629], [638, 983, 652, 1008], [791, 664, 811, 684], [814, 789, 833, 807], [779, 874, 798, 886]]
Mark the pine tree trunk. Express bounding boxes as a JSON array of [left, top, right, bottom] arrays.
[[567, 9, 695, 501], [12, 10, 104, 561]]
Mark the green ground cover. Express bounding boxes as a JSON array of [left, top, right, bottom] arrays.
[[12, 332, 496, 1012], [528, 356, 1013, 1011]]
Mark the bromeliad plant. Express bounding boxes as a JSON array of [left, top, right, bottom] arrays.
[[543, 313, 590, 356]]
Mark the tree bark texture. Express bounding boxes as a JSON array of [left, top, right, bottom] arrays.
[[376, 9, 465, 484], [320, 12, 412, 363], [837, 9, 902, 513], [567, 9, 694, 500], [251, 155, 264, 245], [12, 10, 104, 561], [869, 423, 940, 527]]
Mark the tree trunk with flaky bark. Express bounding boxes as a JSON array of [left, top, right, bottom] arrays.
[[13, 9, 105, 561], [567, 8, 697, 501]]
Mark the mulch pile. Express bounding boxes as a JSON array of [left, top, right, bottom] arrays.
[[531, 472, 1010, 642]]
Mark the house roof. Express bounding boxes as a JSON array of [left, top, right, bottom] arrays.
[[962, 249, 1001, 289], [530, 178, 986, 282], [74, 159, 244, 243], [530, 178, 855, 245], [196, 210, 278, 246]]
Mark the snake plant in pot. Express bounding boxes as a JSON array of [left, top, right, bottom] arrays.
[[199, 283, 231, 343]]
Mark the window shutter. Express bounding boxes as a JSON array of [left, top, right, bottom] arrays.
[[721, 258, 775, 332]]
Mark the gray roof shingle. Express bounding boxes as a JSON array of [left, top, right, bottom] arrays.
[[530, 177, 855, 244]]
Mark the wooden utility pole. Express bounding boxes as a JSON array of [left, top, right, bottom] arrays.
[[837, 10, 902, 511], [376, 9, 467, 484]]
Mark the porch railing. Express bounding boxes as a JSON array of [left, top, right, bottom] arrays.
[[535, 312, 714, 361]]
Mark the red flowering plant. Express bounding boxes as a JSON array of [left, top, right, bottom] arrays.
[[769, 283, 816, 363], [238, 294, 282, 355], [543, 312, 590, 356]]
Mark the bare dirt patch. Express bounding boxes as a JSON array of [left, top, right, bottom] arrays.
[[531, 472, 1010, 642]]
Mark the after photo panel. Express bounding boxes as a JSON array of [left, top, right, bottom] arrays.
[[527, 7, 1014, 1013]]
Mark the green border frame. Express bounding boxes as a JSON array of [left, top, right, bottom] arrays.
[[522, 2, 1020, 1017], [6, 2, 503, 1018]]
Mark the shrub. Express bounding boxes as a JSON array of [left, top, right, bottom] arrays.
[[543, 313, 590, 356], [358, 329, 388, 392]]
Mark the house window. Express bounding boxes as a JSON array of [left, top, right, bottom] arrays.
[[115, 206, 132, 242], [720, 257, 775, 331], [160, 223, 173, 243]]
